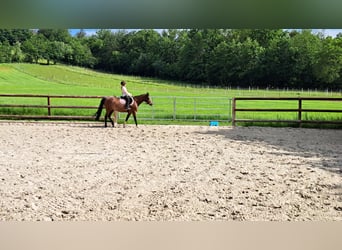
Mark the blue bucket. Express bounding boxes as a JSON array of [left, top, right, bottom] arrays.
[[209, 120, 219, 126]]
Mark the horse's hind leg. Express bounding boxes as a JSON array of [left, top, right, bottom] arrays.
[[104, 112, 108, 127], [113, 111, 118, 127], [108, 111, 114, 127]]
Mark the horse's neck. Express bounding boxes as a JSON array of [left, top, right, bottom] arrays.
[[134, 95, 145, 106]]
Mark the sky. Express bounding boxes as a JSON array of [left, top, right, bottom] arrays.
[[69, 29, 137, 36], [311, 29, 342, 37], [68, 29, 342, 37]]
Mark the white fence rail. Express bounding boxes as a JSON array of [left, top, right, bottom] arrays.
[[118, 96, 232, 122]]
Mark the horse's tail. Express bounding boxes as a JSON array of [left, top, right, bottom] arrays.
[[95, 97, 106, 121]]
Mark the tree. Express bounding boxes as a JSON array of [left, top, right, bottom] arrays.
[[208, 37, 263, 86], [88, 29, 122, 71], [207, 41, 232, 85], [313, 36, 342, 88], [259, 35, 297, 87], [126, 29, 162, 76], [21, 34, 48, 63], [235, 38, 264, 86], [156, 29, 185, 79], [0, 41, 11, 62], [45, 41, 68, 65], [37, 29, 71, 43], [0, 29, 33, 45], [10, 41, 24, 62], [248, 29, 284, 48], [289, 30, 322, 88], [68, 39, 96, 67], [76, 29, 87, 39]]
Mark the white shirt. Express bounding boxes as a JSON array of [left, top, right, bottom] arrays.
[[121, 86, 131, 97]]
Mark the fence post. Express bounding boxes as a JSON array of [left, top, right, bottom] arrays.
[[232, 98, 236, 126], [228, 98, 232, 122], [173, 97, 176, 120], [47, 96, 51, 116], [194, 97, 196, 120], [152, 104, 155, 120], [298, 98, 302, 127]]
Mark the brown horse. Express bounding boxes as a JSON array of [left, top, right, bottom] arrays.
[[95, 93, 153, 127]]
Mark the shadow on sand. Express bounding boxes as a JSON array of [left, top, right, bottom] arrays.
[[196, 126, 342, 177]]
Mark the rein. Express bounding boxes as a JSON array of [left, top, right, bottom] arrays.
[[129, 96, 135, 106]]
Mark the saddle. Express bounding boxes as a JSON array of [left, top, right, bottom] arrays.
[[119, 96, 133, 106]]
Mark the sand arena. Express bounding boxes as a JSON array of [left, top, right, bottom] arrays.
[[0, 122, 341, 221]]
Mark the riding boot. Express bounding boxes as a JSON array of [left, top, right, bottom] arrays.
[[125, 99, 131, 110]]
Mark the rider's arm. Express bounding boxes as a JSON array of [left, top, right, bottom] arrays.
[[122, 86, 132, 96]]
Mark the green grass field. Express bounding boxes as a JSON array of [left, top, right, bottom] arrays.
[[0, 63, 341, 127]]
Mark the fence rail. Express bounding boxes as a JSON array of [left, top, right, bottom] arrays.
[[0, 94, 232, 122], [3, 95, 341, 126], [0, 94, 102, 120], [232, 97, 342, 126]]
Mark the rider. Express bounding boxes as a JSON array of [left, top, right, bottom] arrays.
[[120, 80, 132, 110]]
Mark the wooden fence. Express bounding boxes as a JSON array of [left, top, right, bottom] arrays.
[[232, 97, 342, 126], [0, 94, 102, 120], [2, 95, 341, 126], [0, 94, 232, 122]]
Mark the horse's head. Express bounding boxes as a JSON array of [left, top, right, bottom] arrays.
[[145, 92, 153, 106], [133, 92, 153, 107]]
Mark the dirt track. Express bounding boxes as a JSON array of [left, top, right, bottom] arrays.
[[0, 122, 341, 221]]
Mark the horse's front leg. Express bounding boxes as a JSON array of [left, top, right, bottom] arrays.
[[133, 112, 138, 127], [124, 112, 131, 128]]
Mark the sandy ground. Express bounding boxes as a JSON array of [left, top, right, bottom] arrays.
[[0, 121, 341, 221]]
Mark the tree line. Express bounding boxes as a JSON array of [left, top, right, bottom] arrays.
[[1, 29, 342, 90]]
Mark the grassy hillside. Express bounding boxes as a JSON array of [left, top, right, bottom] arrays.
[[1, 63, 230, 97], [3, 63, 341, 98]]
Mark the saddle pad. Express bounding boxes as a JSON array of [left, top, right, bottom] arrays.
[[119, 98, 134, 106]]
